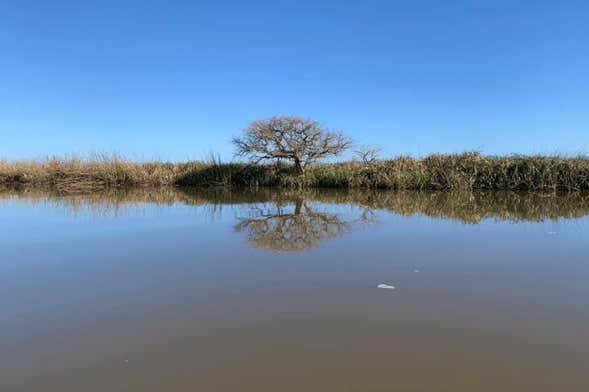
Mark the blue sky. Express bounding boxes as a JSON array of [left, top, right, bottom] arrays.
[[2, 0, 588, 161]]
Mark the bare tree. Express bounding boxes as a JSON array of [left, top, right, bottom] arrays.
[[232, 116, 351, 174], [354, 146, 380, 164]]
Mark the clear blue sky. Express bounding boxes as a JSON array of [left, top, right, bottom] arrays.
[[2, 0, 588, 161]]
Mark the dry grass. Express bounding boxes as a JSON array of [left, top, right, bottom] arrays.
[[2, 152, 589, 191], [302, 153, 589, 191], [0, 154, 202, 191]]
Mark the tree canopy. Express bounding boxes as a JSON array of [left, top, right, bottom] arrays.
[[232, 116, 351, 173]]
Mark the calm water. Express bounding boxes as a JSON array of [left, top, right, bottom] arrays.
[[1, 188, 588, 391]]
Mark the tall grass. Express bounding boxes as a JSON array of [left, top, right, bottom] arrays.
[[0, 154, 202, 191], [2, 152, 589, 191]]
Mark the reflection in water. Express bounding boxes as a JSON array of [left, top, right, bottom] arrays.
[[352, 190, 589, 223], [2, 186, 589, 391], [234, 198, 375, 252], [2, 187, 589, 223], [2, 187, 589, 252]]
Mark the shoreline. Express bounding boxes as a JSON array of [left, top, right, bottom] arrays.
[[2, 153, 588, 192]]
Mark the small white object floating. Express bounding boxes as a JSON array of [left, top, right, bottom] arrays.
[[547, 231, 557, 235], [377, 284, 395, 290], [414, 269, 420, 273]]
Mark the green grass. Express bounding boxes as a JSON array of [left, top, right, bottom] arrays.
[[2, 152, 589, 191]]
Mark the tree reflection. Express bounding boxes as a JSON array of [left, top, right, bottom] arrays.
[[3, 187, 589, 225], [234, 198, 375, 252]]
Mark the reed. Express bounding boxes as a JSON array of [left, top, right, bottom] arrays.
[[2, 152, 589, 191]]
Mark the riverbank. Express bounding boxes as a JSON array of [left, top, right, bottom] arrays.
[[2, 153, 588, 191]]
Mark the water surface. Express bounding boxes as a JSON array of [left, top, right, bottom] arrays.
[[1, 188, 588, 391]]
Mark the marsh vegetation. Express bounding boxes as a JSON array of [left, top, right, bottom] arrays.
[[3, 116, 589, 192], [2, 153, 589, 191]]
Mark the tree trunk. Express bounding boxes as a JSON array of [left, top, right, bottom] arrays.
[[294, 198, 303, 215], [293, 157, 304, 174]]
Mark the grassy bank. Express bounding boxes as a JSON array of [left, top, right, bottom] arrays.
[[2, 153, 589, 191]]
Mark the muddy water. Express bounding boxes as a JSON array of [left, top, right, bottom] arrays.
[[1, 188, 588, 391]]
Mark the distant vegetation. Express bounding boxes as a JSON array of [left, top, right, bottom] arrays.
[[1, 152, 589, 191], [4, 116, 588, 191]]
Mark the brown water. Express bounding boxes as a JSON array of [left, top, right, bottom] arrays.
[[1, 188, 588, 391]]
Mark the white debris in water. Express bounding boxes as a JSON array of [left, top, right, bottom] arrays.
[[414, 269, 420, 273], [377, 284, 396, 290], [547, 231, 557, 235]]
